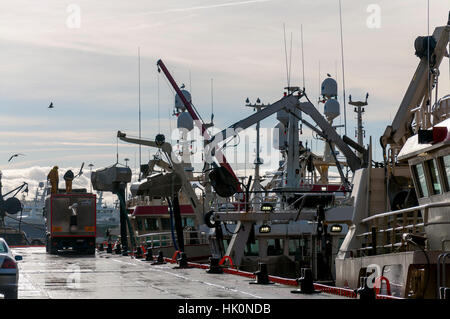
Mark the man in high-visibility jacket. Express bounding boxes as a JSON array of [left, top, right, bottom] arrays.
[[47, 166, 59, 194], [63, 169, 74, 193]]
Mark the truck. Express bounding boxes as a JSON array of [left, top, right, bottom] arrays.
[[44, 191, 96, 255]]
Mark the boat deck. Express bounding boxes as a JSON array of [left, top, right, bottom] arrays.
[[9, 247, 345, 299]]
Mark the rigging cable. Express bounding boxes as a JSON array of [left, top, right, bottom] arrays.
[[427, 0, 431, 124], [157, 71, 161, 133], [138, 47, 142, 178], [283, 23, 290, 88], [300, 24, 306, 91], [211, 78, 214, 121], [289, 31, 293, 88], [338, 0, 347, 137]]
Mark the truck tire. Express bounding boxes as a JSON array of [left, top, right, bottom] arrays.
[[48, 238, 58, 255], [4, 289, 18, 299]]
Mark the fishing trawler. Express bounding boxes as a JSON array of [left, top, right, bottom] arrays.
[[335, 13, 450, 299], [95, 192, 120, 244], [4, 182, 47, 245], [110, 58, 362, 282]]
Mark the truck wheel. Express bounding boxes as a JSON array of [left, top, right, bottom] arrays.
[[49, 239, 58, 255], [4, 289, 18, 299], [45, 236, 50, 253]]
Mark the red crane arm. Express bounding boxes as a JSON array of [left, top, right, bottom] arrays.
[[156, 59, 243, 193]]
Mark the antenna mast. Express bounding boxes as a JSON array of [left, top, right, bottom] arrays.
[[338, 0, 347, 137], [301, 24, 305, 91], [138, 47, 142, 180]]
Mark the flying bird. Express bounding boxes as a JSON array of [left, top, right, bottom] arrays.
[[327, 73, 332, 77], [8, 153, 25, 162], [48, 102, 54, 109]]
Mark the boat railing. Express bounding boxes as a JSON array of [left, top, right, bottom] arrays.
[[354, 201, 450, 256], [136, 230, 208, 248]]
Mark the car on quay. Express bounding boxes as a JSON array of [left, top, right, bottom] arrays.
[[0, 237, 22, 299]]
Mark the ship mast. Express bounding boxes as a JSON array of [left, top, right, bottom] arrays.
[[349, 93, 369, 160]]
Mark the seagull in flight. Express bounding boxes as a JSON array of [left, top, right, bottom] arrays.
[[48, 102, 54, 109], [8, 153, 25, 162]]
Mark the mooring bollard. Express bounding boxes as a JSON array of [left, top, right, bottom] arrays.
[[134, 246, 143, 259], [176, 252, 189, 269], [207, 257, 223, 274], [354, 277, 376, 300], [145, 247, 153, 261], [291, 268, 320, 294], [250, 263, 273, 285], [151, 250, 166, 265]]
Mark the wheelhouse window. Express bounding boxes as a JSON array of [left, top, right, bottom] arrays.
[[427, 159, 442, 195], [244, 240, 259, 256], [440, 155, 450, 191], [136, 219, 143, 231], [413, 163, 429, 198], [182, 217, 195, 228], [145, 218, 159, 231], [267, 239, 284, 256], [160, 218, 171, 230]]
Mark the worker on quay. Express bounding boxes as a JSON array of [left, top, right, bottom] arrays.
[[47, 166, 59, 194], [63, 169, 74, 193]]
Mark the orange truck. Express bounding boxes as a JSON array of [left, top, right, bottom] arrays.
[[44, 192, 96, 255]]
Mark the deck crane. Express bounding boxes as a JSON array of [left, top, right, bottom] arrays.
[[381, 20, 450, 161], [116, 131, 203, 253], [378, 17, 450, 212], [156, 59, 365, 266], [157, 60, 244, 196]]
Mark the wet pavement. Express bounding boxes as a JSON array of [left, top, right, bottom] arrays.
[[9, 247, 344, 299]]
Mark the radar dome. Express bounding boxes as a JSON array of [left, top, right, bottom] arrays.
[[324, 99, 340, 121], [175, 90, 192, 111], [321, 78, 338, 98], [177, 111, 194, 131]]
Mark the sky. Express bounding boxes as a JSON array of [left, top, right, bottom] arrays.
[[0, 0, 449, 204]]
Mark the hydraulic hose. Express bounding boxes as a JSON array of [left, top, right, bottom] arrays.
[[166, 198, 179, 251]]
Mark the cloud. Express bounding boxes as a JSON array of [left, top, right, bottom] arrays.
[[0, 165, 141, 206], [140, 0, 273, 15], [0, 0, 449, 175]]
